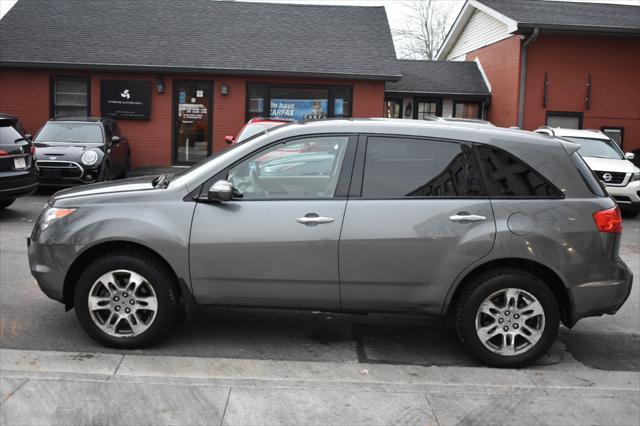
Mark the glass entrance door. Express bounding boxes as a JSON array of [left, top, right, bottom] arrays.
[[173, 81, 212, 164]]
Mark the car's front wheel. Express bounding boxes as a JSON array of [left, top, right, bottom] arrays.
[[455, 269, 560, 368], [74, 252, 178, 348]]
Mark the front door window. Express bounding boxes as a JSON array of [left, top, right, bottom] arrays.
[[228, 136, 350, 199], [174, 81, 212, 164]]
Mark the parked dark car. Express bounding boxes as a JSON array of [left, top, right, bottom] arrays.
[[0, 113, 38, 209], [33, 117, 130, 186], [28, 119, 632, 368]]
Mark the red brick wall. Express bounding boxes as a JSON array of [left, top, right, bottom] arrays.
[[466, 36, 522, 127], [524, 34, 640, 151], [0, 69, 385, 167]]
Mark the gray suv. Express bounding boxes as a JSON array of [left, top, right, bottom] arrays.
[[28, 119, 633, 368]]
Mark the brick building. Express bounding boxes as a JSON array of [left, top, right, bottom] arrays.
[[437, 0, 640, 152], [0, 0, 399, 167]]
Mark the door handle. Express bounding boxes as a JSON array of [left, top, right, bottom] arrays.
[[449, 214, 487, 222], [297, 216, 335, 225]]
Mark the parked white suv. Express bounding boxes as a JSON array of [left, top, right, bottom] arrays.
[[535, 127, 640, 216]]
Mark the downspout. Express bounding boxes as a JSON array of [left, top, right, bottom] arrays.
[[517, 27, 539, 129]]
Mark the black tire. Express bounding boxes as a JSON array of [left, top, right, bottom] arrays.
[[74, 251, 179, 348], [454, 268, 560, 368], [98, 162, 111, 182], [0, 199, 15, 209]]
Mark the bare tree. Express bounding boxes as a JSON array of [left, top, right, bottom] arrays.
[[394, 0, 458, 60]]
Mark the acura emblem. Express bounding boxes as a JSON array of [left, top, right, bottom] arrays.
[[49, 156, 57, 160], [602, 173, 613, 182]]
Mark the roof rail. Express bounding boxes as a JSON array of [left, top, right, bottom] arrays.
[[535, 126, 555, 136]]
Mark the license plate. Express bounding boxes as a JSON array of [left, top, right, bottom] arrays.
[[13, 157, 26, 169]]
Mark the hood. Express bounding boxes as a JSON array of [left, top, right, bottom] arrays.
[[582, 156, 639, 173], [34, 142, 103, 161], [51, 175, 159, 202]]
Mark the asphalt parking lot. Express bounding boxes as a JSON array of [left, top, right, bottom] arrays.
[[1, 192, 638, 372]]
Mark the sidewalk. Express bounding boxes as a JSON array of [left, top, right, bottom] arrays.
[[1, 349, 639, 425]]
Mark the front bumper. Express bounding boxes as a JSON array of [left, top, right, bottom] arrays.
[[607, 180, 640, 210], [565, 257, 633, 326], [36, 160, 100, 186], [27, 235, 73, 303]]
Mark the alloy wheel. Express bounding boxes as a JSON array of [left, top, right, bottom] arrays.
[[87, 269, 158, 337], [474, 288, 545, 356]]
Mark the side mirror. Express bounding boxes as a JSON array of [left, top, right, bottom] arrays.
[[208, 180, 234, 202], [224, 135, 235, 145], [111, 136, 120, 144], [24, 133, 32, 140], [625, 152, 635, 160]]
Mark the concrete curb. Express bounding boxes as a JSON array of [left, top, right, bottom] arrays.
[[2, 348, 639, 391]]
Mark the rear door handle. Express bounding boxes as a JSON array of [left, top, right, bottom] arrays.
[[297, 216, 335, 225], [449, 214, 487, 222]]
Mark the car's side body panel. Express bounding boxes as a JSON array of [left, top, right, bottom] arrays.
[[339, 199, 496, 313]]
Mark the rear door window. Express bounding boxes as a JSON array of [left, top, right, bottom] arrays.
[[361, 136, 485, 198], [475, 145, 563, 198]]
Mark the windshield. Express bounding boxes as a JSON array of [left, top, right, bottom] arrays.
[[0, 126, 23, 145], [35, 122, 103, 143], [563, 137, 625, 160]]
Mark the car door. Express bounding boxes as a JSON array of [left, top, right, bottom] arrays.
[[189, 134, 356, 309], [339, 135, 496, 313]]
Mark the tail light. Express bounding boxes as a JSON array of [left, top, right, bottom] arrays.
[[593, 206, 622, 234], [0, 150, 9, 157], [31, 145, 36, 155]]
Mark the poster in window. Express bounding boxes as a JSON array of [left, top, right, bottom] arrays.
[[270, 99, 328, 120], [100, 80, 152, 120]]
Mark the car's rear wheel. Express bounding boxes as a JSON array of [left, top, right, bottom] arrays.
[[0, 199, 15, 209], [455, 269, 559, 368], [74, 252, 178, 348]]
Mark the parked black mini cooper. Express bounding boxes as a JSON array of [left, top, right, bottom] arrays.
[[0, 113, 38, 209], [34, 117, 130, 186]]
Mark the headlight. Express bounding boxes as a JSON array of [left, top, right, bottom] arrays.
[[81, 150, 99, 166], [631, 172, 640, 182], [40, 207, 76, 231]]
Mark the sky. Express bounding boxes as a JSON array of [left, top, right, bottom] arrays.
[[1, 0, 638, 56]]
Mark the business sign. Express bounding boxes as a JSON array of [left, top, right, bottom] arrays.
[[270, 99, 328, 120], [100, 80, 152, 120]]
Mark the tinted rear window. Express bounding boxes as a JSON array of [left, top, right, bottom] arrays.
[[570, 152, 606, 197], [35, 122, 103, 143], [476, 145, 562, 198], [362, 136, 485, 198], [0, 126, 22, 145]]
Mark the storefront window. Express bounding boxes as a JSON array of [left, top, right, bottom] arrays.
[[453, 102, 481, 119], [384, 98, 402, 118], [51, 77, 90, 118], [333, 87, 352, 118], [414, 98, 442, 120], [246, 84, 352, 121]]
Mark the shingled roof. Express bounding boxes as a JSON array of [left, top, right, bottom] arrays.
[[482, 0, 640, 34], [0, 0, 401, 81], [385, 60, 490, 97]]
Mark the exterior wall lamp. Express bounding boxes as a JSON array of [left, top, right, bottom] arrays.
[[156, 78, 165, 94], [220, 84, 229, 96]]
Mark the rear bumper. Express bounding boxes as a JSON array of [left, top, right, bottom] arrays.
[[0, 169, 38, 199], [566, 258, 633, 326]]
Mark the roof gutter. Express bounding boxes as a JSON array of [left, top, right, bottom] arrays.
[[517, 27, 539, 129]]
